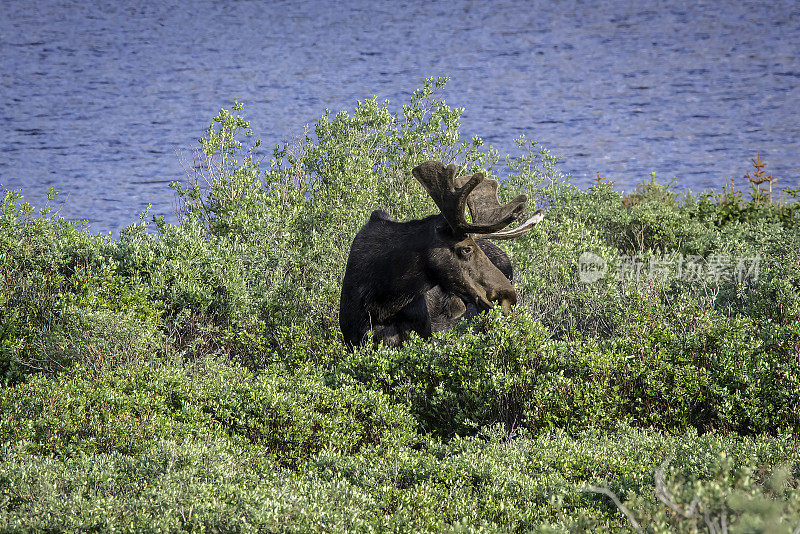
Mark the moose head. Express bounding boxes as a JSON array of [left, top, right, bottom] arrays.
[[339, 160, 545, 348]]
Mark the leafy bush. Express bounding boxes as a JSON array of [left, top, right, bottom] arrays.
[[336, 303, 799, 438], [2, 425, 798, 533], [2, 78, 800, 531], [0, 190, 161, 384], [0, 359, 415, 468]]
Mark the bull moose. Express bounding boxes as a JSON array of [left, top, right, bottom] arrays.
[[339, 160, 545, 348]]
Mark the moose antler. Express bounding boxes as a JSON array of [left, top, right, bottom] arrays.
[[467, 178, 546, 239], [412, 161, 545, 238], [412, 161, 526, 234], [477, 208, 546, 240]]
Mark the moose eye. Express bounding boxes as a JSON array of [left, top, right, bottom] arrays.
[[457, 246, 473, 258]]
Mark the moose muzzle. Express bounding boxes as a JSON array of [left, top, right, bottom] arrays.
[[476, 281, 517, 315]]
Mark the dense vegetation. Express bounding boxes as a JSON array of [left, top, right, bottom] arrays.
[[2, 78, 799, 532]]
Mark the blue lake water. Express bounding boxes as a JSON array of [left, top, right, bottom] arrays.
[[1, 0, 798, 233]]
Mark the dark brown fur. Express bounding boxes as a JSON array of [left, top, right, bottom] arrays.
[[339, 210, 515, 348]]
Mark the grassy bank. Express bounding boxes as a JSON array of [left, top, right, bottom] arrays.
[[2, 78, 799, 532]]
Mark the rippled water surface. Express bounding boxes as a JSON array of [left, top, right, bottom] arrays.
[[1, 0, 798, 232]]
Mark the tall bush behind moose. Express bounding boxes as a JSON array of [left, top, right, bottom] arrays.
[[165, 77, 552, 355]]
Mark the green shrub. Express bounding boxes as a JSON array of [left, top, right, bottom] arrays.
[[2, 78, 800, 531], [0, 191, 162, 383], [336, 298, 799, 437], [3, 425, 797, 533], [0, 359, 416, 468]]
